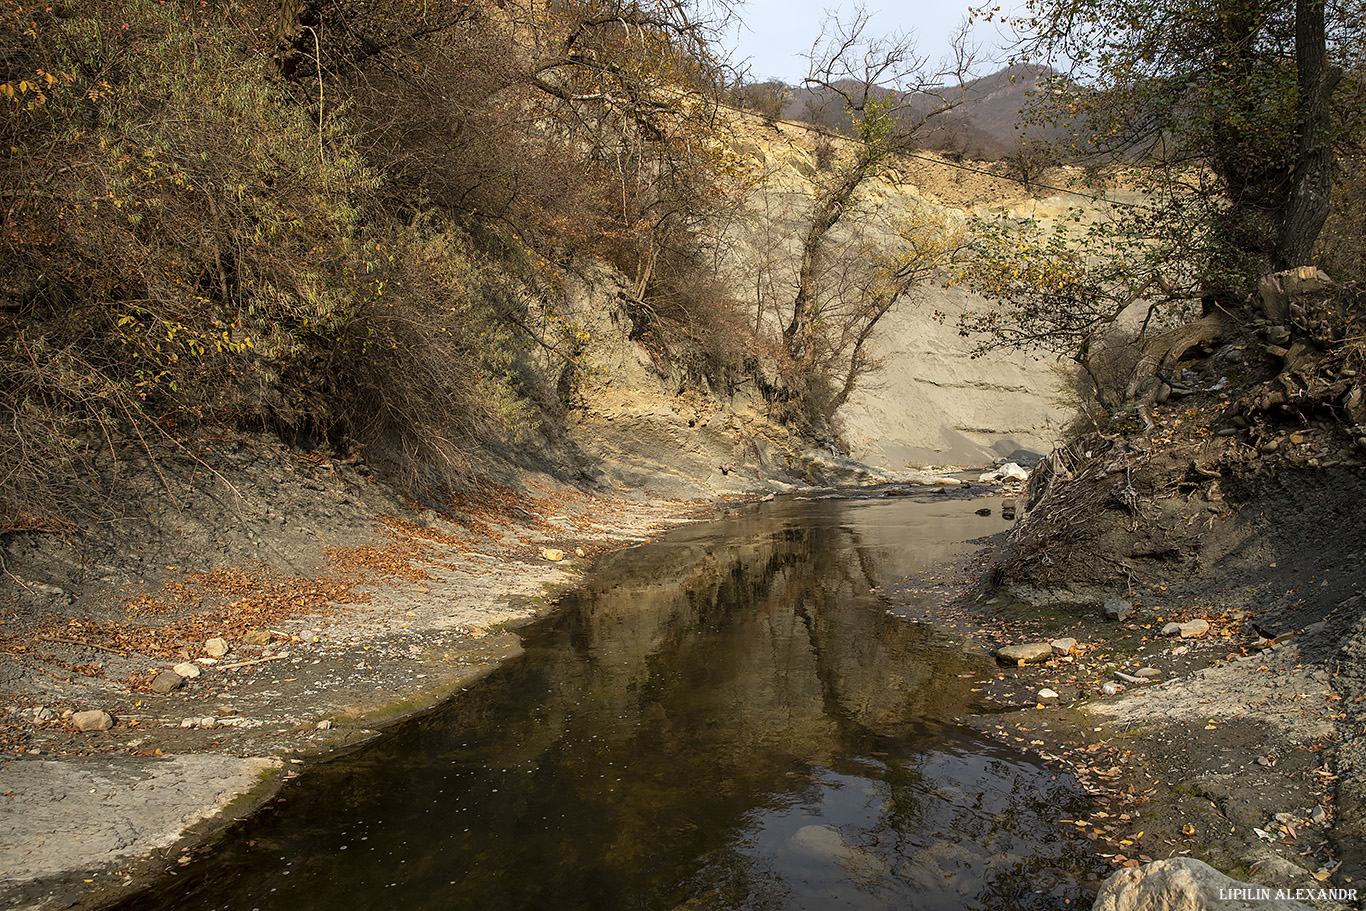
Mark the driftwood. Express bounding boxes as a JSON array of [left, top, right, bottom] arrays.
[[1124, 312, 1231, 434], [216, 654, 291, 671]]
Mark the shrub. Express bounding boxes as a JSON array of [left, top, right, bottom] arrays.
[[0, 0, 541, 519]]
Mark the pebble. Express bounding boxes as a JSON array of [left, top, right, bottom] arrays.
[[1135, 667, 1161, 679], [1050, 638, 1078, 656], [1162, 619, 1210, 639], [205, 637, 230, 658], [541, 548, 565, 562], [151, 670, 184, 694], [72, 709, 114, 732], [244, 630, 272, 646], [172, 662, 202, 679], [32, 706, 56, 723], [1037, 688, 1060, 703], [1104, 599, 1135, 621]]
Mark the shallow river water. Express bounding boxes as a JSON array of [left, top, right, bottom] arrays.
[[119, 492, 1105, 911]]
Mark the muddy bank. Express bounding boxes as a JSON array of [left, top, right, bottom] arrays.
[[878, 460, 1365, 910], [0, 510, 702, 909]]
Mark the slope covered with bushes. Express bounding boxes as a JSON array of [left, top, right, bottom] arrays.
[[0, 0, 765, 526]]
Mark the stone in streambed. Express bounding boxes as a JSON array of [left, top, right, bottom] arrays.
[[151, 670, 184, 694], [1180, 618, 1211, 638], [1162, 619, 1210, 639], [1050, 638, 1078, 656], [205, 637, 230, 658], [1104, 599, 1135, 621], [172, 662, 201, 679], [72, 710, 113, 732], [996, 642, 1053, 666]]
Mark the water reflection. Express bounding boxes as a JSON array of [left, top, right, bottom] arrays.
[[117, 495, 1102, 911]]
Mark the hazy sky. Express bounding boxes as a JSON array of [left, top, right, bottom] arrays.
[[725, 0, 1014, 84]]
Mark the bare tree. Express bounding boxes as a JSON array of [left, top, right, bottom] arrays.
[[775, 7, 977, 424]]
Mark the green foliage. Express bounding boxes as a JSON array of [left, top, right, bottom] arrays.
[[966, 0, 1364, 333], [952, 208, 1201, 361], [3, 0, 377, 407], [854, 97, 893, 153], [949, 0, 1366, 425]]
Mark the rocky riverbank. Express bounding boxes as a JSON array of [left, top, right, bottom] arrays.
[[4, 283, 1365, 911], [877, 422, 1366, 908]]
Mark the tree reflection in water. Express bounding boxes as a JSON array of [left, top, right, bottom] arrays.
[[115, 494, 1105, 911]]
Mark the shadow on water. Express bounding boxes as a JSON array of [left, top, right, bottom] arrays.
[[116, 495, 1106, 911]]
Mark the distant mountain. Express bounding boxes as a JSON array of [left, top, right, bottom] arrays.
[[950, 64, 1057, 148], [749, 64, 1059, 160]]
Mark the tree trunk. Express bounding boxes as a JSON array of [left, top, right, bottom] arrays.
[[1276, 0, 1336, 269], [274, 0, 321, 80], [1123, 313, 1229, 433], [783, 148, 879, 358]]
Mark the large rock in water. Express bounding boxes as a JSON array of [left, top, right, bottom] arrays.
[[1094, 858, 1315, 910]]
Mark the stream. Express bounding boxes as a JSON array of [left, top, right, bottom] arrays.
[[117, 491, 1105, 911]]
